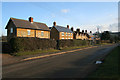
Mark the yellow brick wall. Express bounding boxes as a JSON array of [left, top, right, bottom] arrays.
[[59, 32, 73, 39], [36, 30, 50, 38], [17, 28, 35, 37], [76, 34, 88, 40], [17, 28, 50, 39]]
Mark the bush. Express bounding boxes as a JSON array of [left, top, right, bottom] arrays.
[[9, 37, 57, 52], [58, 39, 90, 49], [2, 42, 12, 53]]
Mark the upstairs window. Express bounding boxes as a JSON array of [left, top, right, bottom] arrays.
[[62, 32, 64, 36], [11, 28, 13, 33], [27, 30, 31, 35], [66, 32, 67, 36], [71, 33, 72, 36], [41, 31, 44, 36], [68, 33, 70, 36]]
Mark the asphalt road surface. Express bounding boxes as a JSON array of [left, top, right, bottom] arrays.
[[2, 44, 118, 78]]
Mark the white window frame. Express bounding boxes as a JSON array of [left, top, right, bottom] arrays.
[[41, 31, 44, 36], [27, 30, 31, 35], [38, 32, 40, 36], [71, 33, 72, 36], [11, 28, 13, 33], [66, 32, 67, 36], [62, 32, 64, 36], [68, 33, 70, 36]]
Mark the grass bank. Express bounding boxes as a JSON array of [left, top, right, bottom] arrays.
[[88, 45, 119, 79], [12, 43, 114, 56], [13, 45, 92, 56]]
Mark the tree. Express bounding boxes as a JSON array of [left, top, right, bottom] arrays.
[[101, 31, 111, 40]]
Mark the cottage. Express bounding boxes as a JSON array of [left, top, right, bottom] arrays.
[[5, 17, 50, 41], [71, 28, 89, 40], [50, 22, 73, 40], [88, 31, 94, 40]]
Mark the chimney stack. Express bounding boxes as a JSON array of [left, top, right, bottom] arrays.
[[76, 28, 80, 32], [29, 17, 33, 23], [71, 27, 74, 31], [82, 30, 84, 33], [90, 31, 92, 33], [53, 21, 56, 26], [67, 25, 69, 29]]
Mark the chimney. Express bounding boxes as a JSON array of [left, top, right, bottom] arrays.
[[85, 30, 87, 33], [76, 28, 80, 32], [71, 27, 74, 31], [67, 25, 69, 29], [82, 30, 84, 33], [29, 17, 33, 23], [53, 21, 56, 26], [90, 31, 92, 33]]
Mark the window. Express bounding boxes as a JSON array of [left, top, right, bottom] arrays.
[[62, 38, 64, 39], [66, 32, 67, 36], [38, 32, 40, 36], [27, 30, 31, 35], [11, 28, 13, 33], [62, 32, 64, 36], [41, 31, 44, 36], [71, 33, 72, 36], [68, 38, 70, 39], [68, 33, 70, 36]]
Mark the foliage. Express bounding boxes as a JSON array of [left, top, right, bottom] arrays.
[[9, 37, 57, 52], [58, 39, 89, 49], [101, 31, 111, 40]]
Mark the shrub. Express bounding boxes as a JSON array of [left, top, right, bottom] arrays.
[[9, 37, 57, 52], [58, 39, 90, 49]]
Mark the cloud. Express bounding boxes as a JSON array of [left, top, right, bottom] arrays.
[[95, 23, 118, 32], [80, 23, 118, 33], [61, 9, 70, 13]]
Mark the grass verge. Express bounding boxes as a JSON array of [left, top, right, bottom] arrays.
[[15, 49, 60, 56], [14, 45, 91, 56], [88, 45, 119, 79], [12, 43, 114, 56]]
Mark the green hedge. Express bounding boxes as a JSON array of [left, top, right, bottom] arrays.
[[8, 37, 97, 53], [58, 39, 90, 49], [9, 37, 57, 52]]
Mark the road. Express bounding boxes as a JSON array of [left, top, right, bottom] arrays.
[[2, 44, 118, 78]]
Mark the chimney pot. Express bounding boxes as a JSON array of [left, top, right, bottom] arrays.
[[53, 21, 56, 26], [67, 25, 69, 29], [76, 28, 80, 32], [29, 17, 33, 23], [71, 27, 74, 31], [82, 30, 84, 33]]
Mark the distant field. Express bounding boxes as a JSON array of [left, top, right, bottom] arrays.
[[88, 45, 119, 79]]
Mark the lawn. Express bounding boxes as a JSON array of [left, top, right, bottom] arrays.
[[88, 45, 119, 79]]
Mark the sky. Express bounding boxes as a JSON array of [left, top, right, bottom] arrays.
[[1, 2, 118, 36]]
